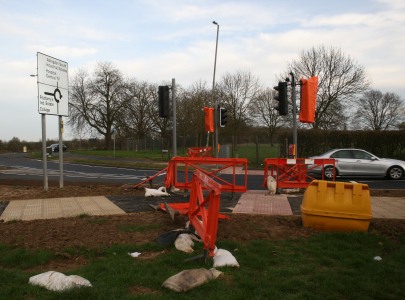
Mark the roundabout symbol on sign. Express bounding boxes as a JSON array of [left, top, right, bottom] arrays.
[[44, 82, 62, 103]]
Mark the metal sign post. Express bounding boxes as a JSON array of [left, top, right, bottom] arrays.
[[59, 116, 64, 188], [41, 114, 48, 190], [36, 52, 69, 190]]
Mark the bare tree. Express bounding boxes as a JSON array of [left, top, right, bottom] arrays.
[[352, 90, 405, 130], [177, 80, 210, 149], [288, 46, 370, 129], [68, 62, 128, 149], [217, 70, 261, 155], [118, 79, 155, 140], [249, 87, 282, 145]]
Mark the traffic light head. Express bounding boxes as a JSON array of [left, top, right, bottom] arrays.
[[219, 106, 228, 127], [299, 76, 318, 123], [204, 107, 214, 132], [274, 81, 288, 116], [158, 85, 170, 118]]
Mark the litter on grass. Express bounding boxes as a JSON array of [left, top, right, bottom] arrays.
[[213, 248, 240, 268], [128, 252, 142, 258], [29, 271, 92, 291]]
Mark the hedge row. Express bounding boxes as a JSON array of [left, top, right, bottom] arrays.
[[277, 129, 405, 160]]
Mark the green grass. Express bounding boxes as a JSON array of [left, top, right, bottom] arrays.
[[75, 144, 279, 169], [74, 149, 168, 161], [236, 144, 279, 167], [1, 232, 404, 299], [28, 144, 280, 170]]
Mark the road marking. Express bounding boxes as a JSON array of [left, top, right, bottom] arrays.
[[0, 166, 149, 181]]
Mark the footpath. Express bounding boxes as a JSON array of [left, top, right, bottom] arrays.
[[1, 190, 404, 222]]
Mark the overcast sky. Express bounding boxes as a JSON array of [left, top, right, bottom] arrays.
[[1, 0, 404, 142]]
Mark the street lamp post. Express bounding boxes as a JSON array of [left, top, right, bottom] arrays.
[[212, 21, 219, 157]]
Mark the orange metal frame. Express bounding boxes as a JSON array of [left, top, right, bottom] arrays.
[[164, 156, 248, 192], [187, 147, 213, 158], [263, 158, 335, 189], [188, 170, 222, 257], [132, 166, 168, 189]]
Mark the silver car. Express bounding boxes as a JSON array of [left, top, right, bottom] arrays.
[[310, 148, 405, 180]]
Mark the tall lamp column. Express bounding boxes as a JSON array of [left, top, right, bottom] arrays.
[[211, 21, 219, 157]]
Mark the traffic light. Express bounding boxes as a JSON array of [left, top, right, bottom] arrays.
[[158, 85, 170, 118], [299, 76, 318, 123], [274, 81, 288, 116], [219, 106, 227, 127]]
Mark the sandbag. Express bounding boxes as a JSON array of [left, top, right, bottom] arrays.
[[213, 248, 240, 268], [162, 268, 222, 292], [29, 271, 92, 291], [266, 175, 277, 194], [174, 233, 195, 253], [156, 229, 199, 247]]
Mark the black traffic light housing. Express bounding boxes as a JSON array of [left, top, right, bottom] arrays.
[[219, 106, 228, 127], [158, 85, 170, 118], [274, 81, 288, 116]]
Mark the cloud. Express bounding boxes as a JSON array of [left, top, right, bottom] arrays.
[[1, 0, 404, 142], [26, 45, 98, 59]]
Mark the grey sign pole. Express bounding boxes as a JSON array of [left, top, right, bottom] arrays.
[[41, 114, 48, 191], [172, 78, 177, 157], [59, 116, 64, 188]]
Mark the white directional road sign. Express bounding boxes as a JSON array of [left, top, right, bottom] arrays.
[[37, 52, 69, 116]]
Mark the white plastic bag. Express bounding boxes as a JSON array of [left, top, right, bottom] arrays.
[[145, 186, 170, 197], [266, 175, 277, 194], [213, 248, 240, 268], [29, 271, 92, 291], [128, 252, 142, 258]]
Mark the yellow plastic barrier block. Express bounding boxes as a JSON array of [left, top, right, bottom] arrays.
[[301, 180, 372, 231]]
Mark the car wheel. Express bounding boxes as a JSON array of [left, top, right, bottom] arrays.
[[387, 166, 404, 180], [323, 166, 336, 180]]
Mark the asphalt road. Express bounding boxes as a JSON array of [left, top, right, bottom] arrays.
[[0, 153, 161, 185], [0, 152, 404, 190]]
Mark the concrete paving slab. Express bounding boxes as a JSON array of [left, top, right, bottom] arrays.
[[0, 196, 125, 222], [371, 197, 405, 219], [233, 190, 293, 215]]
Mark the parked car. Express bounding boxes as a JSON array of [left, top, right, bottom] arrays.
[[309, 148, 405, 180], [47, 144, 67, 153]]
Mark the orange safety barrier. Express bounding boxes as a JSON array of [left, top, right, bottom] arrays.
[[188, 170, 222, 257], [263, 158, 335, 189], [132, 167, 168, 189], [157, 202, 229, 220], [187, 147, 213, 158], [164, 156, 248, 192]]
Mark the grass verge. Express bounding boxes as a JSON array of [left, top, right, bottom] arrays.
[[1, 232, 404, 299], [27, 144, 280, 170]]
